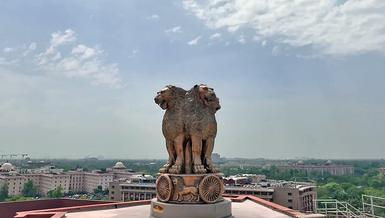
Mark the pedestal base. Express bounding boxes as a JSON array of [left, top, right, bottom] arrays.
[[156, 173, 224, 204], [150, 198, 233, 218]]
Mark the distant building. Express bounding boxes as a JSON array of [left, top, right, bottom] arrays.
[[272, 181, 317, 213], [223, 176, 251, 186], [0, 163, 15, 172], [106, 161, 136, 181], [223, 174, 266, 186], [224, 179, 317, 213], [108, 174, 317, 213], [109, 175, 156, 201], [224, 185, 274, 202], [0, 162, 135, 197], [39, 173, 70, 195], [82, 171, 113, 193], [277, 160, 354, 176], [379, 168, 385, 176]]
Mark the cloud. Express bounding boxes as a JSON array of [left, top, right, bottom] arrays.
[[50, 29, 76, 47], [35, 29, 121, 88], [183, 0, 385, 55], [209, 33, 221, 40], [3, 47, 14, 53], [238, 35, 246, 44], [188, 36, 202, 45], [165, 26, 182, 34], [128, 49, 139, 58], [0, 29, 123, 88], [28, 42, 37, 50], [146, 14, 160, 20], [71, 44, 100, 60], [1, 30, 122, 88]]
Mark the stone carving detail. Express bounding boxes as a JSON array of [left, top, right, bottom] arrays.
[[157, 173, 224, 204], [172, 177, 199, 202], [156, 174, 173, 202], [154, 84, 221, 174], [154, 84, 224, 205], [199, 175, 224, 203]]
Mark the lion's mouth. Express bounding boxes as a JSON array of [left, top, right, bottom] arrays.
[[160, 100, 168, 109]]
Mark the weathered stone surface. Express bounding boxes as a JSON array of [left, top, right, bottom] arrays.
[[150, 198, 232, 218], [154, 84, 228, 215], [156, 173, 224, 204], [154, 84, 221, 174]]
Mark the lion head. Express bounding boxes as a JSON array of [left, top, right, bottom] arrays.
[[207, 97, 221, 113], [193, 84, 220, 111], [154, 85, 186, 110]]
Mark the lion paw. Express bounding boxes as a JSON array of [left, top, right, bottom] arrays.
[[206, 164, 220, 173], [168, 164, 182, 174], [159, 163, 172, 173], [193, 164, 206, 174]]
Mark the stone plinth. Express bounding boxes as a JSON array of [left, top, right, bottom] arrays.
[[156, 173, 224, 204], [150, 198, 233, 218]]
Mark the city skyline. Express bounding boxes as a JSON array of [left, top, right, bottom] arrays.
[[1, 0, 385, 159]]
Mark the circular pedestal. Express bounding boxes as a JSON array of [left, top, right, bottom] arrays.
[[150, 198, 233, 218], [156, 173, 224, 204]]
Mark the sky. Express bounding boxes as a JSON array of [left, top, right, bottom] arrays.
[[0, 0, 385, 159]]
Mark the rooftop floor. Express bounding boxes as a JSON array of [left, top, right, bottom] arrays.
[[14, 196, 325, 218], [65, 200, 290, 218]]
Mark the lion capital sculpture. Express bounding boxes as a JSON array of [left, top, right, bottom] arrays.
[[154, 84, 220, 174]]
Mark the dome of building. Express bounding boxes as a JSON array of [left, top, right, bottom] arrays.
[[113, 161, 126, 169], [0, 162, 14, 171]]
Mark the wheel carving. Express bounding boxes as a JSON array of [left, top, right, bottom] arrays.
[[156, 174, 173, 202], [198, 175, 223, 203]]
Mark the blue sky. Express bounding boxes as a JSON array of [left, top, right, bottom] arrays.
[[0, 0, 385, 159]]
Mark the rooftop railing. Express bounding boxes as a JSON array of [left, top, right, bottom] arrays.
[[316, 198, 366, 218]]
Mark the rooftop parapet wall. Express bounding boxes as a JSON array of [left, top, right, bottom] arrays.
[[12, 195, 324, 218], [0, 199, 112, 218]]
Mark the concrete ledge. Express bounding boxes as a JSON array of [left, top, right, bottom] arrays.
[[150, 199, 232, 218], [14, 212, 66, 218], [224, 195, 325, 218]]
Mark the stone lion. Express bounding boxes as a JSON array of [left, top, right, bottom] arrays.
[[154, 85, 187, 173], [155, 84, 220, 174], [183, 84, 221, 173]]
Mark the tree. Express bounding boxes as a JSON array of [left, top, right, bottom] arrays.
[[47, 186, 64, 198], [22, 180, 38, 197], [94, 185, 103, 195], [0, 183, 9, 201]]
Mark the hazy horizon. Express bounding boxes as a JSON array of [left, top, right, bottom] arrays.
[[16, 156, 385, 161], [1, 1, 385, 160]]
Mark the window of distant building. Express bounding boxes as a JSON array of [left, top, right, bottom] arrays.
[[288, 192, 292, 196], [288, 199, 293, 203]]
